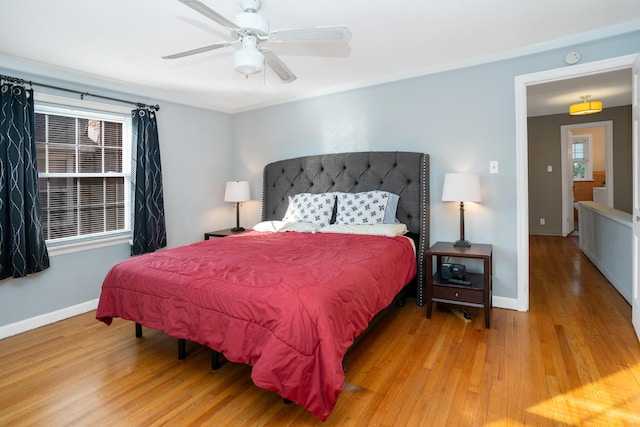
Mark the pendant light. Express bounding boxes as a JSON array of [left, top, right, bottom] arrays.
[[569, 95, 602, 116]]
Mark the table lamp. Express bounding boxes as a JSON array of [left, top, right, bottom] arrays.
[[442, 173, 481, 247], [224, 181, 250, 231]]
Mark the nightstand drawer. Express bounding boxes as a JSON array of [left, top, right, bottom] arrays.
[[433, 285, 483, 304]]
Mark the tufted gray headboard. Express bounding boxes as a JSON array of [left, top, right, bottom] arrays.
[[262, 151, 429, 305]]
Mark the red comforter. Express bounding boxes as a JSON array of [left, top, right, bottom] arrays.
[[96, 231, 416, 420]]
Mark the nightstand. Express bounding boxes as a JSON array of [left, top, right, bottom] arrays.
[[204, 228, 247, 240], [426, 241, 493, 328]]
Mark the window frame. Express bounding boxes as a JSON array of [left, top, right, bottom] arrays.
[[571, 134, 593, 182], [34, 93, 133, 255]]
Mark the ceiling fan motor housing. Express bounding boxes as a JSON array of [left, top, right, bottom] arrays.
[[233, 11, 269, 36]]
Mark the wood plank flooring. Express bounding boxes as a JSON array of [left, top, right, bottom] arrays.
[[1, 235, 639, 426]]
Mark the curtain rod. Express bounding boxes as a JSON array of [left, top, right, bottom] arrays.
[[0, 73, 160, 111]]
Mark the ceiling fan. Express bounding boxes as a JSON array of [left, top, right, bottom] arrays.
[[163, 0, 352, 83]]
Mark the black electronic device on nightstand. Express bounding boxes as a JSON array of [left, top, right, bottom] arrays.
[[441, 263, 471, 286]]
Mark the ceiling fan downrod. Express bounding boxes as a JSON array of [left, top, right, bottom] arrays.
[[240, 0, 262, 13]]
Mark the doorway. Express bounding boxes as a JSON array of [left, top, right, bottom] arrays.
[[560, 121, 613, 236], [514, 53, 637, 312]]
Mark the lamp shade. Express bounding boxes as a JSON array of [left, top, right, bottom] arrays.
[[224, 181, 250, 202], [442, 173, 481, 202], [569, 95, 602, 116], [569, 100, 602, 115]]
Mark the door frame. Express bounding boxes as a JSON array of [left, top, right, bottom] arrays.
[[514, 53, 637, 312], [632, 54, 640, 342], [560, 121, 614, 236]]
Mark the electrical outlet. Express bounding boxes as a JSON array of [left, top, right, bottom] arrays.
[[540, 218, 545, 225]]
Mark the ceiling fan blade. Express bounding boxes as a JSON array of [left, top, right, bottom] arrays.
[[270, 26, 352, 43], [162, 41, 233, 59], [262, 49, 297, 83], [178, 0, 240, 31]]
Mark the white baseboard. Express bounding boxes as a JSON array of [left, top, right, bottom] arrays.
[[0, 299, 99, 340], [493, 296, 522, 311]]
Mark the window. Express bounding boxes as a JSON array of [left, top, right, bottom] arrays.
[[35, 101, 132, 248], [571, 135, 592, 181]]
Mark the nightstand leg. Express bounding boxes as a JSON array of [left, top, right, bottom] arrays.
[[484, 257, 491, 328]]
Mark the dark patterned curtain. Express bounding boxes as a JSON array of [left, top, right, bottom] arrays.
[[0, 83, 49, 279], [131, 108, 166, 256]]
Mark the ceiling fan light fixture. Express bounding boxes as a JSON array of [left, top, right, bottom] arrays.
[[234, 48, 264, 75], [569, 95, 603, 115]]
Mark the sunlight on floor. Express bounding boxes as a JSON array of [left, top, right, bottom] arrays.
[[482, 362, 640, 426], [526, 363, 640, 425]]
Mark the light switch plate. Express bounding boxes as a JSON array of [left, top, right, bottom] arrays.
[[490, 161, 498, 174], [547, 165, 553, 172]]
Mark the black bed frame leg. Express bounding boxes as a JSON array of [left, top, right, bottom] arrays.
[[178, 339, 186, 360], [398, 295, 407, 307], [135, 322, 142, 338], [211, 349, 221, 370]]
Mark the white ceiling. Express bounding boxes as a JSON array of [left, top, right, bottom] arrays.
[[526, 68, 633, 117], [1, 0, 640, 114]]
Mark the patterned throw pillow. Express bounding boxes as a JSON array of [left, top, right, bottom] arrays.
[[335, 191, 390, 225], [282, 193, 336, 227]]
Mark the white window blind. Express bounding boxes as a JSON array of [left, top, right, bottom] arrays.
[[35, 103, 132, 245]]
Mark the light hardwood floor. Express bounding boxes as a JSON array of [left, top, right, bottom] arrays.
[[1, 236, 639, 426]]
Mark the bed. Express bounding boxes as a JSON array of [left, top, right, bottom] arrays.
[[96, 151, 430, 421]]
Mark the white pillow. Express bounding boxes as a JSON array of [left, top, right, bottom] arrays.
[[253, 220, 286, 232], [335, 190, 392, 225], [319, 223, 408, 237], [278, 222, 321, 233], [282, 193, 335, 227], [252, 220, 320, 233]]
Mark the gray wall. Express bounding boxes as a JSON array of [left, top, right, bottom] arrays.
[[528, 105, 632, 235], [0, 70, 235, 328], [1, 29, 639, 329]]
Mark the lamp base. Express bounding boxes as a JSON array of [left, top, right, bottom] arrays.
[[230, 226, 245, 232], [453, 239, 471, 248]]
